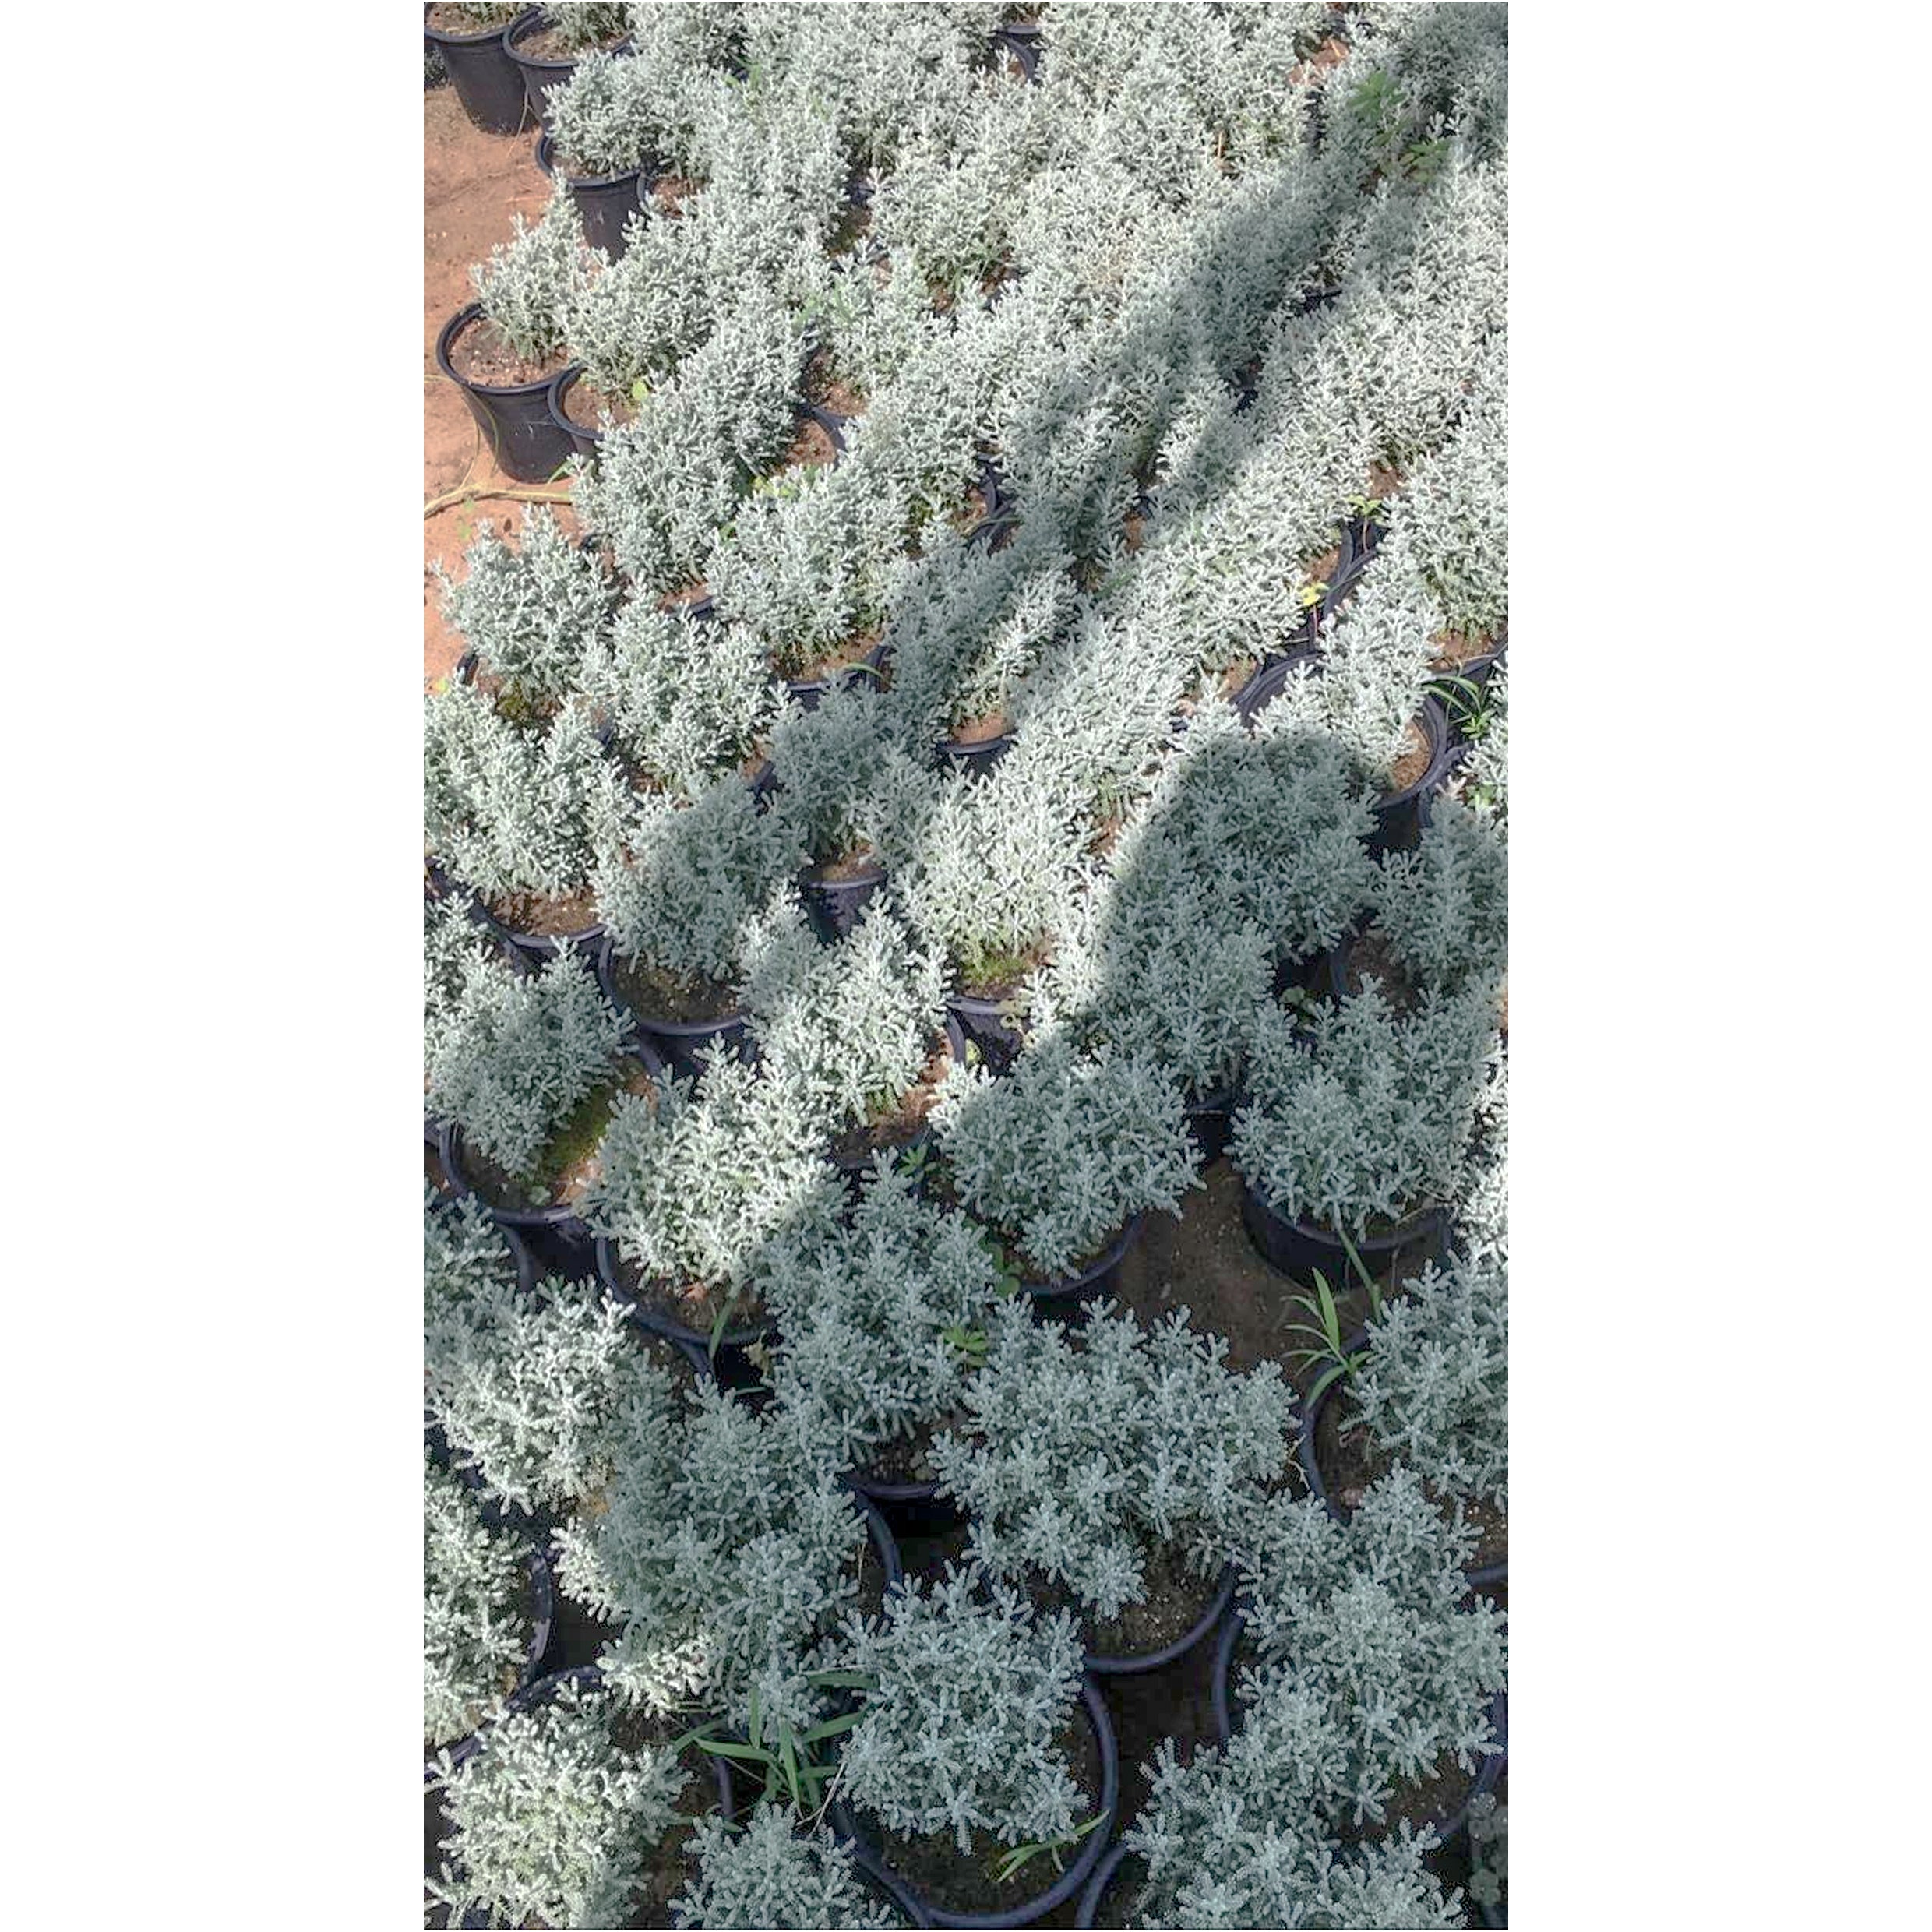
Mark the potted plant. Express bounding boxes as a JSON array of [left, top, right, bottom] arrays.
[[435, 193, 587, 482], [755, 1158, 1007, 1535], [537, 46, 666, 256], [1214, 1470, 1508, 1849], [505, 2, 633, 128], [580, 598, 777, 800], [425, 1666, 724, 1929], [549, 214, 711, 456], [1229, 981, 1497, 1291], [882, 530, 1078, 770], [828, 1570, 1118, 1929], [760, 687, 928, 939], [591, 777, 803, 1072], [708, 459, 897, 706], [425, 1187, 705, 1518], [583, 1046, 842, 1375], [571, 290, 804, 600], [894, 765, 1084, 1069], [423, 683, 622, 956], [741, 898, 964, 1176], [1090, 1703, 1464, 1929], [1332, 794, 1507, 1009], [552, 1383, 895, 1739], [933, 1037, 1200, 1302], [672, 1801, 918, 1929], [435, 506, 616, 721], [929, 1299, 1292, 1672], [425, 941, 633, 1255], [424, 5, 537, 135], [1303, 1254, 1507, 1587], [423, 1450, 554, 1773]]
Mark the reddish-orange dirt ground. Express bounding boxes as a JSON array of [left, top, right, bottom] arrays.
[[424, 85, 562, 689]]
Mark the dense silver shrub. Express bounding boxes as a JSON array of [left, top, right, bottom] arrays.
[[673, 1803, 894, 1930], [934, 1035, 1200, 1276], [834, 1568, 1090, 1853], [1354, 1255, 1509, 1512], [1370, 794, 1507, 996], [425, 947, 627, 1187], [1232, 1469, 1507, 1830], [467, 192, 587, 364], [428, 1674, 689, 1929], [424, 1451, 531, 1748], [929, 1299, 1295, 1622], [1230, 982, 1497, 1241]]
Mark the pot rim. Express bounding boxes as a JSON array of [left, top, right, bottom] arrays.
[[435, 300, 578, 401]]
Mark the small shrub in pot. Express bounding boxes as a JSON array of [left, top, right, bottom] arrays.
[[672, 1802, 897, 1930], [932, 1034, 1200, 1283], [755, 1158, 1006, 1486], [929, 1299, 1293, 1664], [1229, 1469, 1507, 1833], [423, 1451, 539, 1750], [456, 190, 587, 383], [425, 943, 629, 1210], [1229, 981, 1497, 1250], [831, 1569, 1105, 1916], [583, 1046, 843, 1341], [435, 506, 615, 714], [1363, 794, 1507, 1000], [592, 777, 803, 1029], [554, 1383, 876, 1735], [425, 1672, 695, 1930]]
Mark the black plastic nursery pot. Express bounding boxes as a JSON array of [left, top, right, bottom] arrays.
[[504, 10, 631, 127], [829, 1676, 1118, 1930], [1210, 1613, 1507, 1845], [425, 1538, 558, 1782], [1074, 1843, 1140, 1930], [1238, 1183, 1449, 1292], [545, 367, 627, 464], [534, 129, 653, 258], [991, 21, 1042, 83], [467, 887, 606, 967], [800, 400, 851, 460], [933, 724, 1017, 774], [800, 853, 888, 942], [945, 988, 1026, 1073], [435, 303, 580, 484], [428, 1178, 540, 1295], [1297, 1334, 1509, 1593], [424, 6, 538, 135], [1085, 1562, 1236, 1677], [1230, 643, 1320, 727], [1183, 1087, 1236, 1162], [844, 1461, 968, 1542], [1022, 1215, 1145, 1311], [594, 934, 751, 1080], [1367, 697, 1456, 857], [784, 639, 890, 711], [439, 1119, 599, 1266], [593, 1235, 777, 1394]]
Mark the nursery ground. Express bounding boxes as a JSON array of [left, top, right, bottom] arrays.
[[425, 83, 559, 690]]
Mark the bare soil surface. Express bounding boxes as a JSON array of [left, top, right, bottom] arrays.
[[425, 85, 560, 690]]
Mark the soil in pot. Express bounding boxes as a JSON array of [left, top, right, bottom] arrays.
[[608, 1705, 727, 1928], [446, 310, 568, 390], [862, 1712, 1106, 1920], [856, 1410, 964, 1490], [780, 411, 841, 471], [425, 3, 521, 35], [483, 884, 600, 939], [609, 953, 740, 1027], [1385, 717, 1437, 795], [1430, 629, 1499, 672], [954, 940, 1045, 1006], [828, 1035, 957, 1165], [601, 1243, 769, 1341], [777, 626, 885, 689], [1312, 1387, 1507, 1571], [516, 15, 627, 60], [1339, 924, 1419, 1012], [560, 375, 639, 433], [652, 174, 701, 216], [1031, 1539, 1223, 1662], [943, 707, 1014, 749]]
